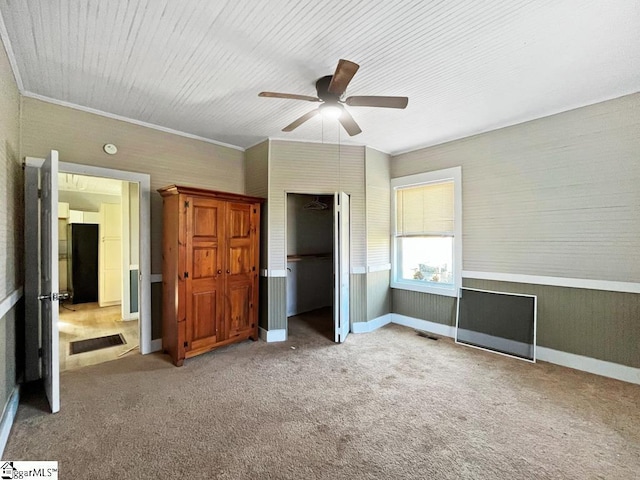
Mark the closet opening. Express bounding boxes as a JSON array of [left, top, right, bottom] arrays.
[[286, 193, 335, 341]]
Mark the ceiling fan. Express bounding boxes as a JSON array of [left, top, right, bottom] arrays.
[[259, 59, 408, 136]]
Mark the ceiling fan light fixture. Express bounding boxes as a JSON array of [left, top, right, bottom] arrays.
[[319, 103, 342, 119]]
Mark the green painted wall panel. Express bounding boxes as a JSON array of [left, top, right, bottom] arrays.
[[151, 281, 162, 340], [350, 274, 367, 324], [1, 306, 17, 415], [130, 269, 139, 313], [463, 279, 640, 368], [391, 280, 640, 368], [391, 288, 457, 326], [259, 276, 269, 329], [367, 270, 390, 320], [268, 276, 287, 331]]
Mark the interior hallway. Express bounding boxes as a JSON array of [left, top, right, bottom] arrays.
[[58, 302, 139, 371]]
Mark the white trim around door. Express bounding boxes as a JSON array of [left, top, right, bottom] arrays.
[[26, 158, 153, 355]]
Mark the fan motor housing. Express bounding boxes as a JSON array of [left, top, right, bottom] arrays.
[[316, 75, 341, 103]]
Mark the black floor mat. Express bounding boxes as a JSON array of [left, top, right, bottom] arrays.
[[70, 334, 126, 355]]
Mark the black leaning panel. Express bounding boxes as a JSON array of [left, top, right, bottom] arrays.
[[456, 288, 536, 360]]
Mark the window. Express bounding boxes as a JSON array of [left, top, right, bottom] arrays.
[[391, 167, 462, 296]]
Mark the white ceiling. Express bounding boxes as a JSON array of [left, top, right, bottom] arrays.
[[58, 173, 122, 196], [1, 0, 639, 154]]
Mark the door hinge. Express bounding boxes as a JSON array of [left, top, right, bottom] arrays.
[[253, 208, 257, 214], [184, 272, 189, 278], [37, 189, 42, 199], [184, 201, 190, 208], [38, 347, 43, 358], [183, 342, 188, 348], [38, 292, 70, 302]]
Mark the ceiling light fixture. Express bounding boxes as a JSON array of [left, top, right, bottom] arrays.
[[103, 143, 118, 155], [319, 103, 342, 119]]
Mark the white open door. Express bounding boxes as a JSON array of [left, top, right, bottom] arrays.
[[40, 150, 61, 413], [334, 192, 350, 343]]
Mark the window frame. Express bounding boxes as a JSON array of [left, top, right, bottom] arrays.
[[391, 166, 462, 297]]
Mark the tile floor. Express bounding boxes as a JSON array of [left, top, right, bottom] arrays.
[[58, 301, 139, 371]]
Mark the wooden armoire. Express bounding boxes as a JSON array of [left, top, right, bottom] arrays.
[[158, 185, 263, 366]]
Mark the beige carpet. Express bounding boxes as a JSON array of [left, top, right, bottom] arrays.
[[4, 313, 640, 479]]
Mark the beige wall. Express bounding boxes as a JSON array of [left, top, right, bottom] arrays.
[[390, 93, 640, 368], [268, 140, 366, 270], [392, 93, 640, 283], [20, 97, 245, 273], [0, 34, 22, 425]]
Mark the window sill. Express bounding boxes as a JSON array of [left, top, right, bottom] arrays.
[[390, 280, 458, 297]]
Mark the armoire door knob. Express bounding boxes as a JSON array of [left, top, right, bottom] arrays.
[[217, 269, 222, 274], [226, 269, 230, 274]]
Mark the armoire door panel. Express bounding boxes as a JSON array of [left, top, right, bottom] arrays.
[[228, 242, 252, 275], [227, 281, 253, 337], [192, 203, 220, 239], [193, 246, 218, 279], [228, 204, 252, 239], [188, 287, 219, 350]]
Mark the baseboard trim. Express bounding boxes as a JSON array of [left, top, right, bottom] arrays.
[[259, 327, 287, 342], [0, 386, 20, 458], [388, 313, 639, 385], [0, 287, 23, 320], [537, 347, 640, 385], [150, 339, 163, 352], [391, 314, 456, 338], [352, 314, 392, 333]]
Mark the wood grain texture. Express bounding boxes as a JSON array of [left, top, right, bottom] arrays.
[[161, 187, 260, 365]]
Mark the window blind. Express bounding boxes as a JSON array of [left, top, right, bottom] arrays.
[[396, 181, 454, 235]]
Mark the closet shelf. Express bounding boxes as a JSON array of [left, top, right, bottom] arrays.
[[287, 253, 332, 262]]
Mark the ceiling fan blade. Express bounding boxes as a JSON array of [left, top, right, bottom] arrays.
[[282, 109, 320, 132], [328, 59, 360, 95], [259, 92, 320, 102], [345, 96, 409, 109], [338, 109, 362, 136]]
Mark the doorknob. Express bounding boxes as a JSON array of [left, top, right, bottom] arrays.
[[217, 269, 222, 274]]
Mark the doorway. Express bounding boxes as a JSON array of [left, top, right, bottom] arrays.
[[285, 192, 350, 343], [57, 173, 140, 371], [24, 155, 152, 412]]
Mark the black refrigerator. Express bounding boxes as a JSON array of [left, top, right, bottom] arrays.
[[67, 223, 99, 304]]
